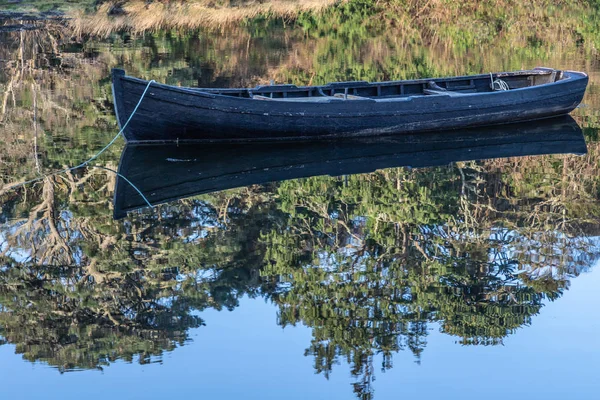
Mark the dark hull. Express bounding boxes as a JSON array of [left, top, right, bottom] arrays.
[[112, 68, 588, 143], [113, 116, 586, 218]]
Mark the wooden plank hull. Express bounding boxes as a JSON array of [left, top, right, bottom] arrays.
[[113, 116, 586, 218], [112, 68, 588, 143]]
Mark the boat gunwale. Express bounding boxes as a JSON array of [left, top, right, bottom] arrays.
[[115, 80, 585, 122]]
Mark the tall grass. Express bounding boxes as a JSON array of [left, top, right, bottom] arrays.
[[69, 0, 340, 37]]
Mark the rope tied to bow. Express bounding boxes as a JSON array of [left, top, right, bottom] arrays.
[[3, 79, 156, 207]]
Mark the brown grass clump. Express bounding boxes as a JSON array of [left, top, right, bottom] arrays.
[[69, 0, 340, 37]]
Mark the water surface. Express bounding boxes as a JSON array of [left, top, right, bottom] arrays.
[[1, 12, 600, 400]]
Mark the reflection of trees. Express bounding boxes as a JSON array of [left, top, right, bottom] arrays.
[[0, 183, 281, 370], [0, 260, 203, 372], [0, 18, 121, 195], [0, 153, 599, 397], [258, 162, 599, 399]]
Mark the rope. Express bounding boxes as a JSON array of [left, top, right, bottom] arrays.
[[2, 79, 156, 198], [490, 73, 510, 91], [92, 165, 152, 208]]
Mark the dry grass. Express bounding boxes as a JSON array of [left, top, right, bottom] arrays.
[[69, 0, 340, 37]]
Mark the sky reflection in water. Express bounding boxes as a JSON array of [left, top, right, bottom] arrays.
[[1, 265, 599, 400]]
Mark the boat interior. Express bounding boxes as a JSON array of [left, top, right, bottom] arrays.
[[198, 68, 565, 101]]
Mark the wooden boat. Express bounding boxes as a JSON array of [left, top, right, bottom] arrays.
[[112, 67, 587, 143], [113, 116, 586, 218]]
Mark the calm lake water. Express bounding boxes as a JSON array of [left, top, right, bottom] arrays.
[[1, 13, 600, 400]]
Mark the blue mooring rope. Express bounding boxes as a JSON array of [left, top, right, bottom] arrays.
[[3, 79, 156, 208]]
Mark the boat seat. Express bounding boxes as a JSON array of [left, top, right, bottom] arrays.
[[252, 92, 370, 101], [423, 81, 467, 97], [251, 94, 344, 102], [423, 88, 466, 97], [333, 93, 369, 100]]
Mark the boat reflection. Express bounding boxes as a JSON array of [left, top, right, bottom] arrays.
[[114, 116, 586, 219]]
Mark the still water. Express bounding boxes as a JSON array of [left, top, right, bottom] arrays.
[[1, 11, 600, 400]]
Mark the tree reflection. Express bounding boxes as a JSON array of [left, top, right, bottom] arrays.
[[0, 156, 597, 400], [258, 167, 597, 398]]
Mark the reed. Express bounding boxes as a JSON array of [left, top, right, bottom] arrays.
[[69, 0, 340, 37]]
